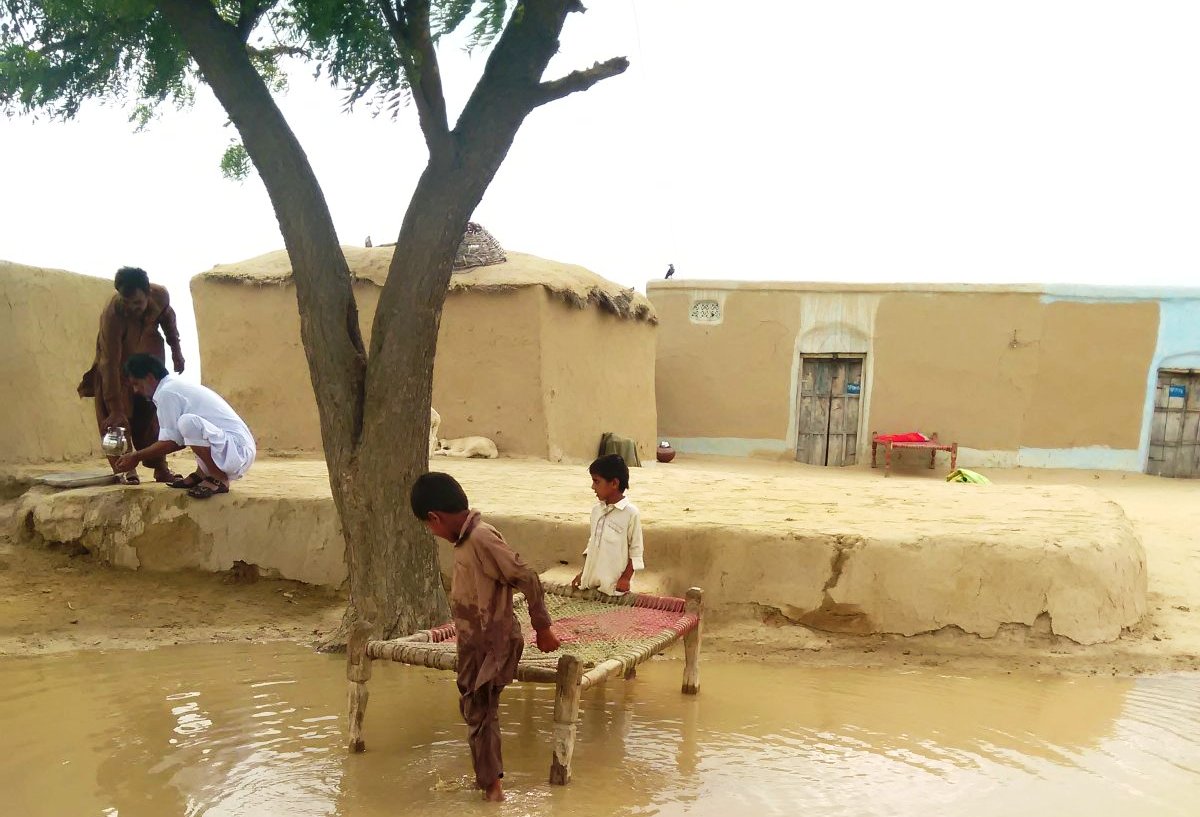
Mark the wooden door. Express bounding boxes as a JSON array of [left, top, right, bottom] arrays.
[[828, 358, 863, 466], [796, 356, 864, 466], [1148, 370, 1200, 478]]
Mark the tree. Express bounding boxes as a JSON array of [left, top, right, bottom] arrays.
[[1, 0, 627, 646]]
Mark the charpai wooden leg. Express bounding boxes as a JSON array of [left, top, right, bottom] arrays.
[[346, 620, 373, 753], [870, 440, 878, 468], [884, 442, 893, 477], [682, 587, 703, 695], [929, 448, 936, 469], [951, 444, 958, 471], [549, 654, 582, 785]]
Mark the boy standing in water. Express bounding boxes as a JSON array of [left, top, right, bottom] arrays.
[[572, 454, 645, 596], [410, 472, 560, 802]]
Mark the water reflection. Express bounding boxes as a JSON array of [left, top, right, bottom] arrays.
[[1, 644, 1199, 817]]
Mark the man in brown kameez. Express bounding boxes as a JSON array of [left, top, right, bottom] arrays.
[[78, 266, 185, 483], [410, 472, 560, 802]]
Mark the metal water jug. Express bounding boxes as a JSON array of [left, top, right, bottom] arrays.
[[101, 426, 130, 458]]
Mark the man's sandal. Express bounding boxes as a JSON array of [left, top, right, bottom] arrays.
[[187, 478, 229, 499], [168, 472, 205, 490]]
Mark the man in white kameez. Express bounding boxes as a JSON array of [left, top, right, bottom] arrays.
[[117, 353, 256, 499]]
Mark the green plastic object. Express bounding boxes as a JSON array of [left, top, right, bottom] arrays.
[[945, 468, 990, 484]]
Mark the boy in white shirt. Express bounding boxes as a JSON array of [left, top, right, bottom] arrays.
[[572, 454, 644, 595]]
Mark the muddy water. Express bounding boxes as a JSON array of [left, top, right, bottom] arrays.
[[2, 645, 1199, 817]]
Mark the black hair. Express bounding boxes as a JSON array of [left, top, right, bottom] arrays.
[[114, 266, 151, 297], [123, 353, 169, 380], [589, 453, 629, 492], [410, 472, 469, 518]]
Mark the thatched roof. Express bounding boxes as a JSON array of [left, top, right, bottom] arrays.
[[454, 222, 506, 270], [197, 246, 657, 323]]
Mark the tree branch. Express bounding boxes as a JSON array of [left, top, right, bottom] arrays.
[[247, 43, 310, 60], [533, 56, 628, 107], [455, 0, 612, 144], [376, 0, 450, 155], [235, 0, 268, 42]]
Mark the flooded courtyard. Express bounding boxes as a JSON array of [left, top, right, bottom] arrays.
[[3, 643, 1199, 817]]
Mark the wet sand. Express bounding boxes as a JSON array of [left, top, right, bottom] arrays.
[[2, 455, 1198, 676]]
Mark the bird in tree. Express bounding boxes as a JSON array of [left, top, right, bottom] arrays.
[[0, 0, 629, 648]]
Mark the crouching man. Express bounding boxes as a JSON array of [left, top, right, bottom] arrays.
[[115, 353, 256, 499]]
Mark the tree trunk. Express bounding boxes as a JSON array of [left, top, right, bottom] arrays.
[[159, 0, 627, 649], [159, 0, 450, 645]]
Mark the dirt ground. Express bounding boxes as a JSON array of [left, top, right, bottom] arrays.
[[2, 454, 1198, 676]]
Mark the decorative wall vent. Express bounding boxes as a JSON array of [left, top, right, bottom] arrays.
[[689, 299, 722, 323]]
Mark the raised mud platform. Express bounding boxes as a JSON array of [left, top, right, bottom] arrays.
[[10, 457, 1147, 645]]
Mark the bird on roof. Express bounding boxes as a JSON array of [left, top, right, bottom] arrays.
[[665, 263, 675, 279], [365, 235, 372, 247]]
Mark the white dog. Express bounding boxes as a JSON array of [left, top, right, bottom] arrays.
[[434, 436, 499, 459]]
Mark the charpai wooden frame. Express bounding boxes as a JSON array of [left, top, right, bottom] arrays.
[[870, 431, 958, 477], [345, 584, 703, 785]]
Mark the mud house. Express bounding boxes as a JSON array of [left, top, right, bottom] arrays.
[[0, 261, 113, 466], [649, 281, 1200, 477], [191, 232, 657, 462]]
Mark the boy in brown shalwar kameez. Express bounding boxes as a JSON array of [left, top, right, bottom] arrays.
[[410, 472, 561, 802]]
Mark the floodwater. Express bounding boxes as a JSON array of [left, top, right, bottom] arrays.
[[2, 645, 1199, 817]]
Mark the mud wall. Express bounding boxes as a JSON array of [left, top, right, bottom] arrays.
[[0, 262, 112, 465], [192, 278, 656, 461], [538, 289, 658, 461], [432, 287, 548, 457], [652, 288, 799, 444], [650, 282, 1161, 468], [15, 470, 1145, 645], [870, 294, 1157, 453]]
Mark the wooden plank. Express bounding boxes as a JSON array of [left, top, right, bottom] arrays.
[[1150, 410, 1167, 446], [681, 588, 703, 695], [1188, 375, 1200, 411], [548, 655, 583, 785], [1166, 411, 1185, 448], [796, 357, 831, 465], [1153, 386, 1167, 412], [828, 395, 845, 466], [1183, 412, 1200, 449], [843, 385, 861, 467], [1179, 444, 1199, 479], [1163, 445, 1180, 478]]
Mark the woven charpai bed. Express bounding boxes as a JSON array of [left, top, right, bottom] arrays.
[[345, 583, 703, 785]]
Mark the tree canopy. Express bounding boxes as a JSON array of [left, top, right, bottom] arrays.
[[1, 0, 628, 646], [1, 0, 517, 120]]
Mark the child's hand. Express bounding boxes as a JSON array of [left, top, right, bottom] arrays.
[[570, 572, 582, 588], [534, 627, 561, 653], [615, 559, 634, 593]]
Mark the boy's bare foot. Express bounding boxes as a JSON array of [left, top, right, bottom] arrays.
[[483, 779, 505, 802]]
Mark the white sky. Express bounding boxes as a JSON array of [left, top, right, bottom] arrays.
[[3, 1, 1200, 377]]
